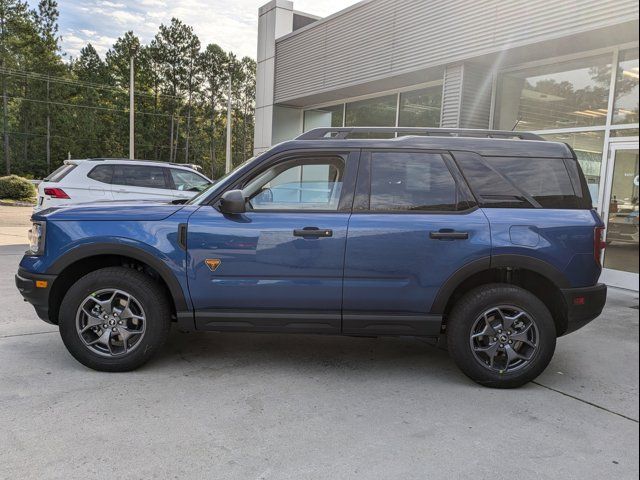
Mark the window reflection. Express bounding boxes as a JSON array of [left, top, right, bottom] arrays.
[[345, 94, 397, 127], [398, 85, 442, 127], [541, 131, 604, 204], [496, 55, 612, 131], [303, 104, 344, 131], [613, 49, 639, 125]]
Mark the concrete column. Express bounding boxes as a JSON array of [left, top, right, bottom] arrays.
[[254, 0, 294, 155]]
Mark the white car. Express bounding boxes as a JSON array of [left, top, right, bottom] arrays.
[[35, 159, 213, 211]]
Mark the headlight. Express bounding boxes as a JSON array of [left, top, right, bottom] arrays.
[[27, 221, 46, 255]]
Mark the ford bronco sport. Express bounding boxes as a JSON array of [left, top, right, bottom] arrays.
[[15, 128, 607, 388]]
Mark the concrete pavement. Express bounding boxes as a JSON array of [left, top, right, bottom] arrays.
[[0, 206, 638, 479]]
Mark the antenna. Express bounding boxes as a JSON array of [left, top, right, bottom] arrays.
[[511, 118, 521, 131]]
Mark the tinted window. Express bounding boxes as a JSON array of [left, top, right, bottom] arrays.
[[45, 164, 77, 182], [454, 152, 584, 209], [112, 165, 168, 189], [170, 169, 210, 192], [369, 152, 461, 211], [246, 157, 344, 211], [87, 165, 113, 184], [484, 157, 578, 208], [453, 152, 528, 208]]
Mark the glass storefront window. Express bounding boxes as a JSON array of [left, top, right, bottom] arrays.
[[345, 94, 397, 127], [613, 48, 639, 125], [603, 148, 639, 273], [541, 131, 605, 204], [496, 55, 612, 131], [303, 104, 344, 131], [398, 85, 442, 127], [611, 128, 640, 137]]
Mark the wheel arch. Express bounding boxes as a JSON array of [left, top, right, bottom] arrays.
[[47, 243, 190, 325], [432, 255, 570, 335]]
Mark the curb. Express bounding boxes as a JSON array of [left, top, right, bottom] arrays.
[[0, 200, 35, 207]]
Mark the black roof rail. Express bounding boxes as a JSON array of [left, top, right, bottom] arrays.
[[296, 127, 545, 141]]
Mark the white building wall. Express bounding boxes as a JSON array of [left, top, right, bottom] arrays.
[[254, 0, 295, 154]]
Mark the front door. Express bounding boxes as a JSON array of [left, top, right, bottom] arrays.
[[600, 142, 639, 290], [342, 150, 492, 336], [187, 151, 358, 333]]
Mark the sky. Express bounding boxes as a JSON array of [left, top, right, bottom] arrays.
[[27, 0, 361, 60]]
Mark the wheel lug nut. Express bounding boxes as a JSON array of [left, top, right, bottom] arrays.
[[492, 337, 497, 342], [500, 344, 504, 347], [118, 320, 123, 325], [103, 324, 107, 328], [112, 327, 117, 332], [509, 340, 513, 344]]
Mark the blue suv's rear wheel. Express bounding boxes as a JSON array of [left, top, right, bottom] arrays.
[[58, 267, 171, 371], [447, 284, 556, 388]]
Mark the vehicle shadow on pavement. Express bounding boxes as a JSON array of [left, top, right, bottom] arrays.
[[155, 327, 468, 384]]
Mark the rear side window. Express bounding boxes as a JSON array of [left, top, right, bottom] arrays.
[[45, 164, 77, 182], [369, 152, 467, 211], [454, 152, 585, 209], [87, 165, 113, 184], [112, 165, 169, 189]]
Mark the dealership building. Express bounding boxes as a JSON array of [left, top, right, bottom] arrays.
[[254, 0, 639, 290]]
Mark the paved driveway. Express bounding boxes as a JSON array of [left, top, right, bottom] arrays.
[[0, 206, 638, 479]]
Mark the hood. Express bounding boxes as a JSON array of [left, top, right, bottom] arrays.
[[33, 200, 186, 221]]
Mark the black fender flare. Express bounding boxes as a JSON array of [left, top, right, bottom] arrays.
[[47, 243, 190, 312], [431, 254, 569, 314]]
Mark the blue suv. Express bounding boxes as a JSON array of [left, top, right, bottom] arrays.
[[15, 128, 607, 388]]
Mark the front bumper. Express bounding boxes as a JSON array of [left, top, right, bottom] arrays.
[[560, 283, 607, 335], [15, 268, 58, 324]]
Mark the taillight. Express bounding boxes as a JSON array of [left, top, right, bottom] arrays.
[[43, 187, 70, 199], [594, 226, 606, 267]]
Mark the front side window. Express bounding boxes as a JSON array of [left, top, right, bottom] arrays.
[[112, 165, 168, 189], [170, 169, 210, 192], [245, 156, 345, 211], [369, 152, 462, 211]]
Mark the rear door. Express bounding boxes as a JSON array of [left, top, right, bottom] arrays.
[[111, 164, 173, 201], [342, 149, 492, 336]]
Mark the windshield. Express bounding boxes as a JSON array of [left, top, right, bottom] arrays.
[[186, 157, 257, 205]]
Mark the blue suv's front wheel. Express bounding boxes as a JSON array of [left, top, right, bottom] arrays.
[[447, 284, 557, 388], [58, 267, 171, 371]]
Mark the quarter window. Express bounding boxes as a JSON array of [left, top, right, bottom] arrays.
[[245, 157, 345, 211], [369, 152, 461, 211], [112, 165, 168, 189], [87, 165, 113, 184]]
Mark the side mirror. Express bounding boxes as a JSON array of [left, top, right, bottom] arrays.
[[219, 189, 246, 214]]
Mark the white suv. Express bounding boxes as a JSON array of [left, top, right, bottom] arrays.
[[35, 159, 212, 211]]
